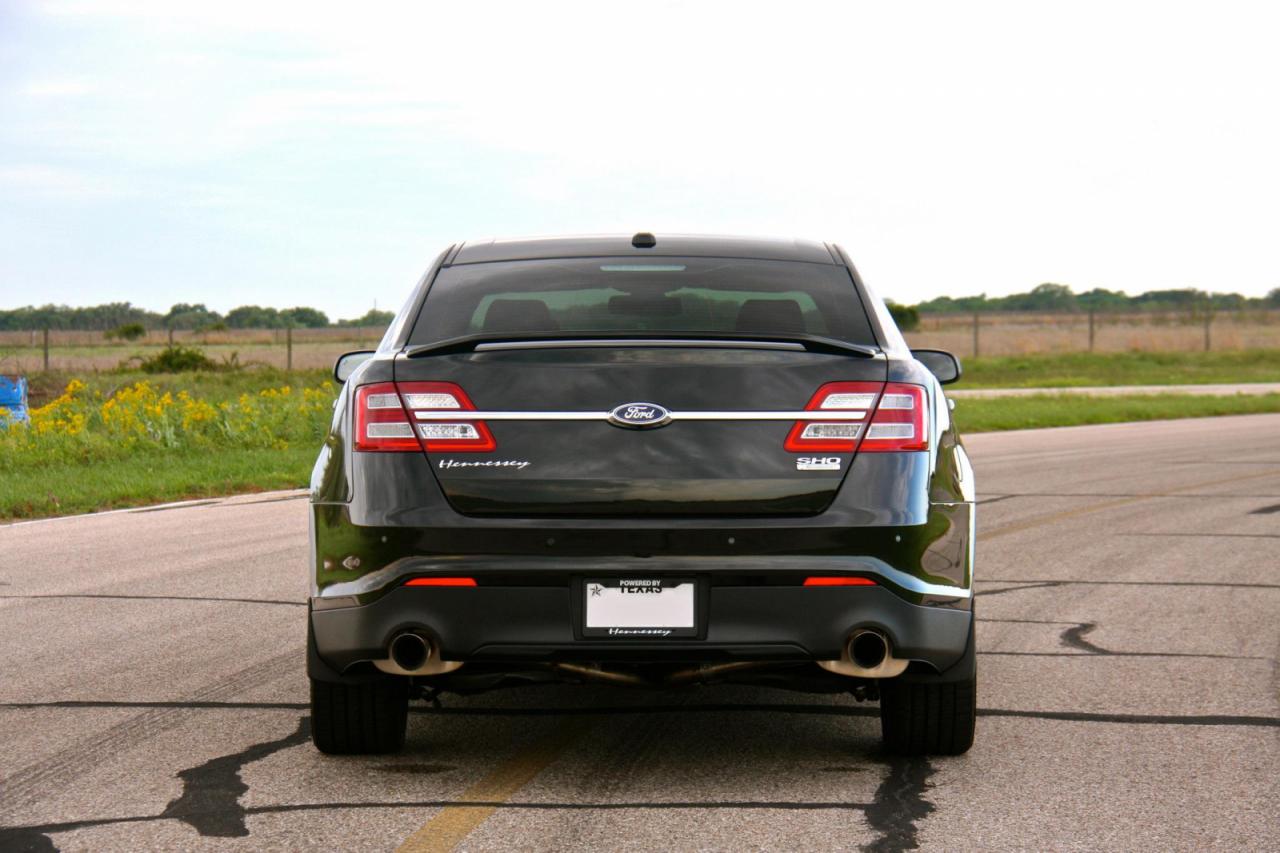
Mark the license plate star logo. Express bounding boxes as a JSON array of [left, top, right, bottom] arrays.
[[589, 584, 604, 597]]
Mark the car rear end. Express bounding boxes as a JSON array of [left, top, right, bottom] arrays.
[[307, 235, 976, 756]]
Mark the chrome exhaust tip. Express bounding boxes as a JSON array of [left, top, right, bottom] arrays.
[[849, 630, 888, 670], [389, 632, 431, 672], [373, 631, 464, 677], [817, 628, 909, 679]]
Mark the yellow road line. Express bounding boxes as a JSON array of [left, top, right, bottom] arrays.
[[396, 718, 588, 853], [982, 468, 1280, 540]]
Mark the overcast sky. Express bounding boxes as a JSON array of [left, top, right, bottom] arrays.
[[2, 1, 1278, 320]]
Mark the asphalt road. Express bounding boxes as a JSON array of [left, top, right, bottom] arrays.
[[2, 414, 1278, 852]]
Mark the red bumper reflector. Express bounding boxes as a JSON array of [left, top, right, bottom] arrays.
[[404, 577, 477, 587], [803, 576, 877, 586]]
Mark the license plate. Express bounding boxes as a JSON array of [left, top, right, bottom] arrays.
[[583, 578, 696, 638]]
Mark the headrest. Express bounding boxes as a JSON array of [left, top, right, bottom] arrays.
[[734, 299, 805, 334], [482, 299, 559, 333]]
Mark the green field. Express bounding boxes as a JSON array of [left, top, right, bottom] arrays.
[[20, 367, 331, 407], [2, 446, 319, 518], [955, 392, 1280, 432], [4, 356, 1280, 520], [954, 349, 1280, 388], [2, 369, 336, 519]]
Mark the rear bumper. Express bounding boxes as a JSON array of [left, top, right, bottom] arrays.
[[310, 582, 973, 675]]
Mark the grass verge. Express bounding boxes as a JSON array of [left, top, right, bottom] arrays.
[[1, 369, 335, 520], [1, 446, 318, 520], [954, 349, 1280, 388], [955, 392, 1280, 432]]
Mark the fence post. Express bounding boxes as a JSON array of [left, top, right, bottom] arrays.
[[1203, 310, 1212, 352], [1088, 309, 1096, 352], [286, 325, 293, 371], [972, 312, 980, 358], [168, 327, 174, 347], [43, 328, 50, 371]]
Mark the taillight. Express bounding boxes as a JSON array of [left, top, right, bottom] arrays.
[[860, 382, 928, 452], [353, 381, 495, 452], [354, 383, 419, 452], [399, 381, 495, 452], [784, 381, 928, 454], [784, 381, 882, 452]]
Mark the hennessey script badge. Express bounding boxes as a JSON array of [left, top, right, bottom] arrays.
[[438, 459, 530, 470]]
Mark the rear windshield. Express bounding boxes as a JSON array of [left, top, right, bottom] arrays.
[[408, 257, 877, 345]]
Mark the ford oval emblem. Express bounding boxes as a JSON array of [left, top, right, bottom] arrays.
[[608, 402, 672, 429]]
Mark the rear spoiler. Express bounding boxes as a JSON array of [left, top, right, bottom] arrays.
[[404, 333, 880, 359]]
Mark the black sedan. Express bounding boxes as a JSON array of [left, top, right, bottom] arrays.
[[308, 233, 976, 756]]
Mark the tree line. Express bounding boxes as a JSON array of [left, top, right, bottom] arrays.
[[4, 284, 1279, 333], [0, 302, 395, 332], [911, 283, 1280, 315]]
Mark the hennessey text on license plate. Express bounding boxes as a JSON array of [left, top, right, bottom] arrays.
[[583, 579, 696, 637]]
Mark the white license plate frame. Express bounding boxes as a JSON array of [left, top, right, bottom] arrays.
[[581, 578, 698, 639]]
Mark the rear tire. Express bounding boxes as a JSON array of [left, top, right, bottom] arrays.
[[310, 676, 409, 755], [878, 613, 976, 756], [878, 671, 976, 755]]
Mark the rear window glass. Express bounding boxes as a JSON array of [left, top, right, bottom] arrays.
[[408, 257, 877, 345]]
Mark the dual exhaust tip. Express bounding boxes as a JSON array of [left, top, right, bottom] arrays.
[[379, 627, 904, 680]]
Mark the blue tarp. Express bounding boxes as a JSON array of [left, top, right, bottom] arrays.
[[0, 376, 29, 425]]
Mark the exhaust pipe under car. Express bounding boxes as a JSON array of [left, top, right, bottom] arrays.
[[373, 631, 464, 677], [550, 660, 769, 687], [818, 629, 909, 679]]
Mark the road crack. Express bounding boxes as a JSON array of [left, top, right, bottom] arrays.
[[159, 717, 310, 837], [0, 826, 59, 852], [861, 757, 935, 852], [0, 651, 298, 822], [1061, 622, 1110, 655]]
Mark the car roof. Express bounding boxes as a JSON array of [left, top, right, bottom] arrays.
[[449, 233, 840, 266]]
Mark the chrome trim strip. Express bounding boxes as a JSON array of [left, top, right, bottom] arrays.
[[671, 411, 867, 421], [474, 339, 808, 352], [416, 411, 608, 421], [413, 410, 868, 421]]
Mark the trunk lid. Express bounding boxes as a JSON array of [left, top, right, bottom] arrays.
[[393, 344, 887, 516]]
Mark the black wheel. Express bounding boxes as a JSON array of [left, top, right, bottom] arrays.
[[309, 676, 409, 755], [879, 671, 975, 755], [878, 615, 976, 756]]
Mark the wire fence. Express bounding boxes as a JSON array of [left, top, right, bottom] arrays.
[[2, 309, 1279, 373], [904, 309, 1280, 357], [0, 326, 386, 373]]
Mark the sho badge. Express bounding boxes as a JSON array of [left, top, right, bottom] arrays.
[[796, 456, 841, 471], [607, 402, 672, 429]]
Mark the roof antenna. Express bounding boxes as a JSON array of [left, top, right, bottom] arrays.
[[631, 232, 657, 249]]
